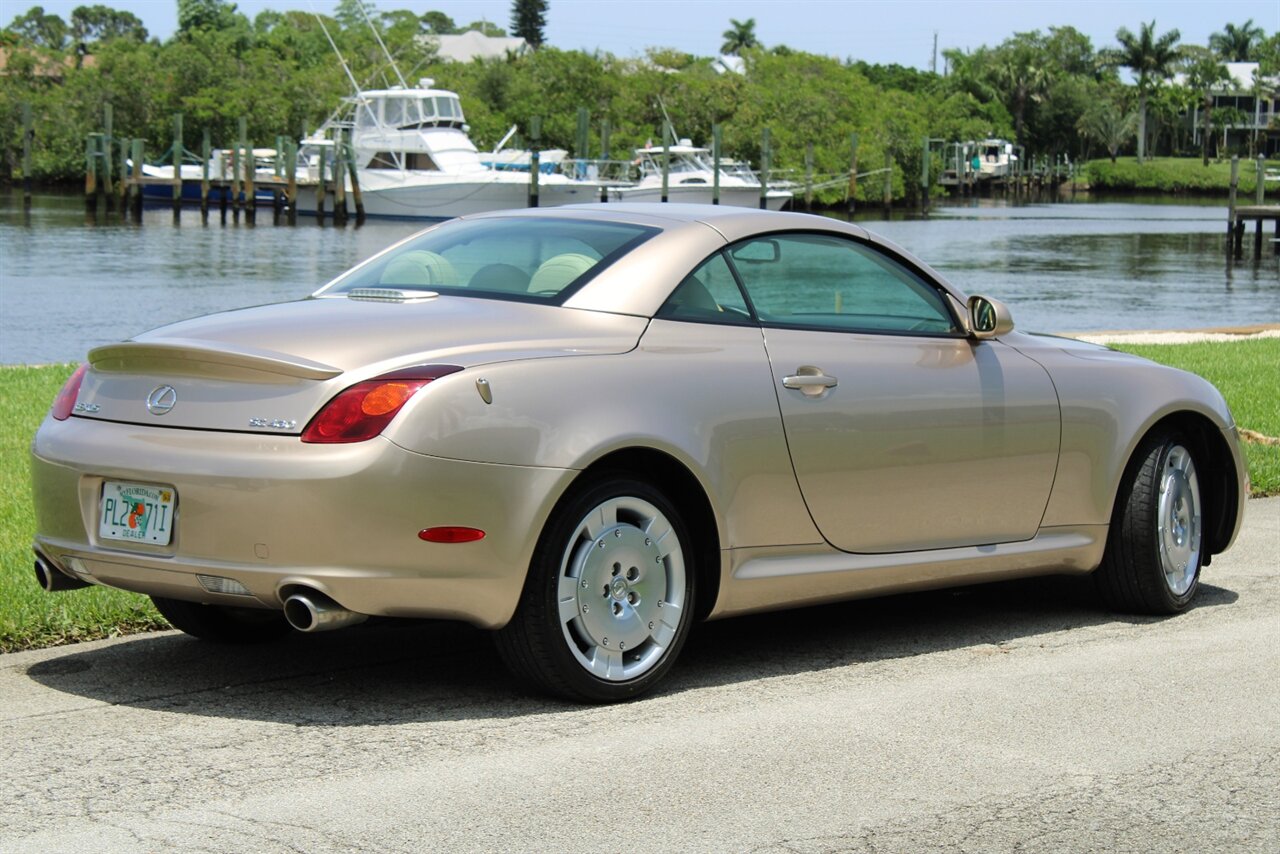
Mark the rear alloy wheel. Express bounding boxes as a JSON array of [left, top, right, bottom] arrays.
[[496, 476, 695, 702], [1096, 431, 1204, 614], [151, 596, 293, 644]]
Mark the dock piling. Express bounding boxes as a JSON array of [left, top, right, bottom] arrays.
[[1228, 157, 1239, 256], [172, 113, 183, 218], [333, 138, 347, 225], [575, 107, 589, 176], [21, 102, 33, 209], [117, 137, 128, 211], [1255, 156, 1266, 259], [661, 121, 672, 203], [200, 129, 211, 222], [599, 120, 611, 203], [130, 138, 144, 220], [344, 136, 364, 223], [84, 133, 98, 215], [759, 127, 771, 210], [712, 124, 722, 206], [846, 133, 858, 214], [804, 143, 814, 210], [882, 152, 892, 214], [315, 132, 327, 221], [528, 117, 541, 208], [285, 138, 298, 224]]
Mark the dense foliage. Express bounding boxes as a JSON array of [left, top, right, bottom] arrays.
[[0, 3, 1274, 204]]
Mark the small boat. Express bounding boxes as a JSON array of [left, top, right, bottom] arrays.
[[137, 149, 304, 203], [940, 138, 1018, 186], [610, 140, 791, 210], [293, 80, 603, 219]]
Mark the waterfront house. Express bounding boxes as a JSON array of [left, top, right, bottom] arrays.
[[1185, 62, 1279, 158]]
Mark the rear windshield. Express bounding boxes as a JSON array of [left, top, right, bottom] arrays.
[[320, 217, 658, 303]]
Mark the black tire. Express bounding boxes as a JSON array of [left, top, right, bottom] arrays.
[[151, 596, 293, 644], [495, 474, 697, 703], [1095, 430, 1204, 615]]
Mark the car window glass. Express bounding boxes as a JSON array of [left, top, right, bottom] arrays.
[[325, 218, 657, 302], [729, 233, 958, 334], [656, 253, 753, 326]]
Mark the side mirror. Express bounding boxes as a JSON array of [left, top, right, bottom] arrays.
[[967, 294, 1014, 339]]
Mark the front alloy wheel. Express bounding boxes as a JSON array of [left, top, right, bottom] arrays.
[[496, 476, 695, 702], [1096, 430, 1204, 614]]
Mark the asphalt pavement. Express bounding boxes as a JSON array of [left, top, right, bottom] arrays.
[[2, 498, 1277, 853]]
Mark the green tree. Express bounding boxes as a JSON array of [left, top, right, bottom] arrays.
[[334, 0, 376, 30], [1110, 20, 1180, 163], [720, 18, 758, 56], [510, 0, 547, 48], [1077, 99, 1137, 162], [463, 20, 505, 37], [68, 5, 146, 45], [1209, 20, 1265, 62], [991, 37, 1051, 144], [1182, 50, 1230, 165], [177, 0, 241, 34], [421, 11, 456, 34], [6, 6, 68, 49]]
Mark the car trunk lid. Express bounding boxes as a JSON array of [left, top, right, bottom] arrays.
[[73, 296, 647, 433]]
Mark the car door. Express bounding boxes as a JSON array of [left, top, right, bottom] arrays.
[[727, 232, 1060, 554]]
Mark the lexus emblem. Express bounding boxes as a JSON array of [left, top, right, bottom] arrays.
[[145, 385, 178, 416]]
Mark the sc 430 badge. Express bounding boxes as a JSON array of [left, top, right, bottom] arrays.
[[248, 418, 297, 430]]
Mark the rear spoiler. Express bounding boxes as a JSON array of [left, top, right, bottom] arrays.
[[89, 338, 343, 381]]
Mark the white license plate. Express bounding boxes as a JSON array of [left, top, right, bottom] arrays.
[[99, 481, 176, 546]]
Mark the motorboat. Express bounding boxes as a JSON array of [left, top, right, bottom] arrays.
[[940, 138, 1018, 185], [137, 149, 301, 203], [293, 80, 603, 218], [610, 140, 791, 210]]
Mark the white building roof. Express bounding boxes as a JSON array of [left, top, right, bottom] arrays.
[[424, 30, 528, 63]]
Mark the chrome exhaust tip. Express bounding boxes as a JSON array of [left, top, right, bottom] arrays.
[[282, 591, 367, 633], [34, 554, 90, 592]]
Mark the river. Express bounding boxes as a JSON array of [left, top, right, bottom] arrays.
[[0, 191, 1276, 365]]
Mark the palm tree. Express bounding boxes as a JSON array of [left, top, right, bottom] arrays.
[[720, 18, 758, 56], [1209, 20, 1264, 62], [992, 44, 1051, 144], [1183, 52, 1230, 165], [1112, 20, 1181, 163], [1077, 101, 1139, 163]]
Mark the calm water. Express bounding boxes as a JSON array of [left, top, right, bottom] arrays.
[[0, 192, 1276, 364]]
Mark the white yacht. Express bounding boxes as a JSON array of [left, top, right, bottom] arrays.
[[610, 140, 791, 210], [293, 80, 602, 218]]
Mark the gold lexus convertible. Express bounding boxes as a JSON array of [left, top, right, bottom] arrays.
[[30, 205, 1246, 702]]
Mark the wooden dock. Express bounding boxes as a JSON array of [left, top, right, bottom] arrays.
[[1230, 206, 1280, 259], [1227, 156, 1278, 259]]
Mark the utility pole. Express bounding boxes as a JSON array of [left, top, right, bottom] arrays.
[[931, 31, 938, 75]]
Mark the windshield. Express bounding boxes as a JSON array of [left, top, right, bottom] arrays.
[[320, 217, 658, 303]]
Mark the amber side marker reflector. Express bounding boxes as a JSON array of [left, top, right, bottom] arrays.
[[419, 527, 486, 543]]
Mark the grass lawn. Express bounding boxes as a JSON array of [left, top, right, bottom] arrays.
[[0, 341, 1275, 652], [0, 365, 165, 653], [1084, 156, 1279, 196]]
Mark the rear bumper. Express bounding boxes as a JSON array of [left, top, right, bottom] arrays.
[[31, 415, 575, 628]]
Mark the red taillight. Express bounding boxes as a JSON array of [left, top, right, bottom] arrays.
[[419, 527, 486, 543], [301, 364, 462, 444], [51, 363, 89, 421]]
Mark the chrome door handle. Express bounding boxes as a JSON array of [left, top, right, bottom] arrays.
[[783, 367, 838, 396]]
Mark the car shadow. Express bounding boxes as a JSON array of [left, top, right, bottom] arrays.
[[23, 575, 1238, 724]]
